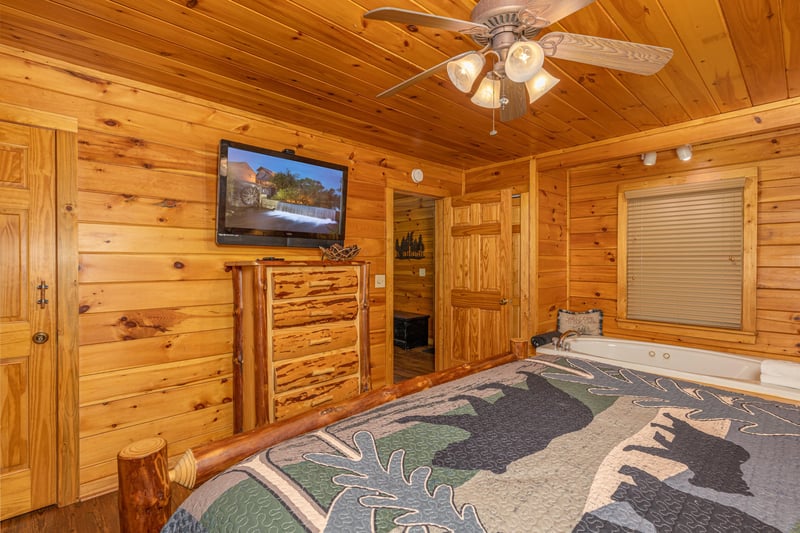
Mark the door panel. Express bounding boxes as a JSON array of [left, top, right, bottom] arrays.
[[0, 121, 57, 519], [439, 189, 512, 369]]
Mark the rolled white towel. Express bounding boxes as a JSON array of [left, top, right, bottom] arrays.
[[761, 359, 800, 380], [760, 372, 800, 390]]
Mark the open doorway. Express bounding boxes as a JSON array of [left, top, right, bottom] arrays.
[[392, 192, 435, 383]]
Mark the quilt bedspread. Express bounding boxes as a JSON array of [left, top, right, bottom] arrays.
[[163, 356, 800, 532]]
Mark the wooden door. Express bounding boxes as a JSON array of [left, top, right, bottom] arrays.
[[0, 121, 57, 519], [438, 189, 513, 370]]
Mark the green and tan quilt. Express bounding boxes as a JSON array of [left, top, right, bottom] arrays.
[[163, 356, 800, 532]]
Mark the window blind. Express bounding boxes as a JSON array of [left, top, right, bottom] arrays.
[[625, 183, 744, 328]]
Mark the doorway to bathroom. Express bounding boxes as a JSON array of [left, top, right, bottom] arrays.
[[392, 192, 435, 383]]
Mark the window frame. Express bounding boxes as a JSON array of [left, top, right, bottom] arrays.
[[616, 167, 757, 343]]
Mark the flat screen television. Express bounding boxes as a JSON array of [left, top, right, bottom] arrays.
[[215, 139, 348, 248]]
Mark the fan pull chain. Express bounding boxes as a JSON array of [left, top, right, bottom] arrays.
[[490, 77, 497, 136]]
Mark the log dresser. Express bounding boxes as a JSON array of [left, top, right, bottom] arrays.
[[225, 260, 371, 432]]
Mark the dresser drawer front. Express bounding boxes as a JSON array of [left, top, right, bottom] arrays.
[[274, 377, 360, 421], [272, 296, 358, 328], [273, 349, 358, 392], [272, 269, 358, 299], [272, 325, 358, 361]]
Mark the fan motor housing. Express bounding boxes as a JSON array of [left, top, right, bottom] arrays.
[[470, 0, 540, 46]]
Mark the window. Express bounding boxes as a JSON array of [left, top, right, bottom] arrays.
[[617, 168, 757, 341]]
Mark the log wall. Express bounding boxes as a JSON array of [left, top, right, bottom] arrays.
[[0, 46, 461, 498], [564, 128, 800, 359]]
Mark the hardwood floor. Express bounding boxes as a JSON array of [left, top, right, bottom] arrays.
[[0, 492, 119, 533], [394, 344, 435, 383], [2, 346, 434, 532]]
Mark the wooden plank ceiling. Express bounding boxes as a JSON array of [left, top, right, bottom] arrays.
[[0, 0, 797, 168]]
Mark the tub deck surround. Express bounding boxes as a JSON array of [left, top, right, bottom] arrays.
[[536, 336, 800, 403]]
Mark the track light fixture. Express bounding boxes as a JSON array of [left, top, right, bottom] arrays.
[[641, 152, 657, 166], [676, 144, 692, 161]]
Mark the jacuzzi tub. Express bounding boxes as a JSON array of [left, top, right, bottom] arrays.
[[535, 335, 800, 402]]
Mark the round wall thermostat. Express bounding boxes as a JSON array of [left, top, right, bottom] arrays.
[[411, 168, 424, 183]]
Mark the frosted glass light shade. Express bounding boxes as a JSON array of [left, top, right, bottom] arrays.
[[525, 70, 559, 103], [505, 40, 545, 83], [447, 53, 485, 92], [470, 76, 501, 108]]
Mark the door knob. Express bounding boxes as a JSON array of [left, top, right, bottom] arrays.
[[32, 332, 50, 344], [499, 298, 509, 305]]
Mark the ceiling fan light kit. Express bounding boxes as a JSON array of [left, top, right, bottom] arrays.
[[364, 0, 674, 124], [505, 40, 545, 82], [471, 76, 501, 108], [447, 52, 486, 92], [525, 70, 560, 103]]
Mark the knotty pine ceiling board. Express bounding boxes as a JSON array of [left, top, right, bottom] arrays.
[[0, 0, 796, 167]]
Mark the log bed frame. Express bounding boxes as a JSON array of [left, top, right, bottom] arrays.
[[117, 338, 530, 533]]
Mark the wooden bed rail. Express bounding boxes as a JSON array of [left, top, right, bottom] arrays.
[[117, 338, 530, 533]]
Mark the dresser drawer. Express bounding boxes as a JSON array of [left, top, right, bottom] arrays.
[[272, 296, 359, 328], [273, 349, 358, 392], [274, 376, 360, 421], [272, 269, 358, 299], [272, 324, 358, 361]]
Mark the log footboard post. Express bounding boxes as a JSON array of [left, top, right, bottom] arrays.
[[118, 437, 171, 533], [511, 338, 529, 359]]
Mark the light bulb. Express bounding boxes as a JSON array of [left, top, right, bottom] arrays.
[[524, 69, 559, 103], [447, 53, 485, 93], [470, 76, 501, 108], [505, 40, 544, 83]]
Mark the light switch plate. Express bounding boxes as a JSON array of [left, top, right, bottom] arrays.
[[374, 274, 386, 288], [419, 268, 426, 277]]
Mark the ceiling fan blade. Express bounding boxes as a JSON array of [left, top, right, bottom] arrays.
[[521, 0, 596, 28], [364, 7, 488, 36], [376, 50, 477, 98], [499, 79, 528, 122], [539, 32, 673, 75]]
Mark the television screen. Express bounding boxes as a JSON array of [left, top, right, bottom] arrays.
[[215, 139, 348, 248]]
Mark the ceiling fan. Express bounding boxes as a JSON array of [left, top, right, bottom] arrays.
[[364, 0, 673, 123]]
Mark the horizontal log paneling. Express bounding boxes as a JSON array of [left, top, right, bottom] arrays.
[[78, 280, 232, 314], [78, 190, 213, 228], [464, 157, 531, 194], [757, 310, 800, 335], [78, 304, 233, 345], [79, 255, 234, 283], [79, 406, 233, 493], [758, 245, 800, 267], [79, 329, 232, 375], [80, 378, 232, 438], [79, 354, 231, 406], [758, 268, 800, 290], [78, 161, 214, 201]]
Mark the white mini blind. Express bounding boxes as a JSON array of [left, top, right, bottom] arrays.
[[625, 181, 744, 328]]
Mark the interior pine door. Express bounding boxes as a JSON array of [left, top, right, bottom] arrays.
[[438, 189, 513, 370], [0, 121, 57, 519]]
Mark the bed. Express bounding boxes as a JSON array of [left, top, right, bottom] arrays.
[[117, 339, 800, 532]]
